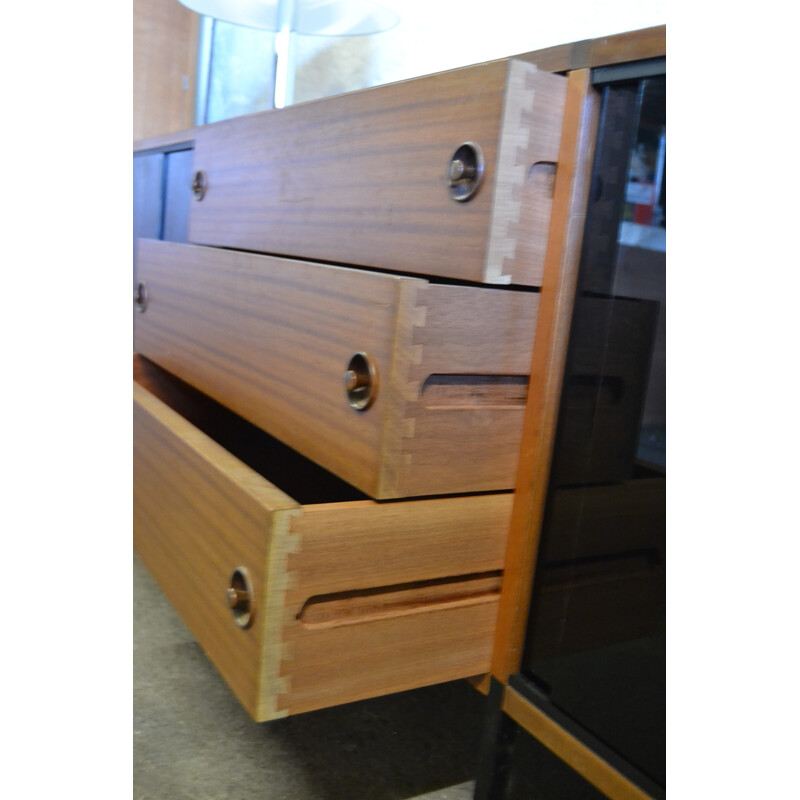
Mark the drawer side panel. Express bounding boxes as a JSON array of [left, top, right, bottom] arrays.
[[134, 240, 407, 498], [133, 382, 298, 719]]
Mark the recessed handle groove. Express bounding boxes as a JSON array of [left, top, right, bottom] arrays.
[[421, 374, 528, 408], [297, 571, 502, 628]]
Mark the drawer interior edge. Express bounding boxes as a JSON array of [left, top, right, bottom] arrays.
[[133, 354, 370, 506]]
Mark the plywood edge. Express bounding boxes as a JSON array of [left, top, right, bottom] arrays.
[[484, 61, 567, 285], [503, 687, 655, 800], [255, 507, 302, 721], [133, 381, 300, 514]]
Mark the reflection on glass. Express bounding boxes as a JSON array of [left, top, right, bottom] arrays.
[[522, 75, 666, 789], [204, 20, 278, 123]]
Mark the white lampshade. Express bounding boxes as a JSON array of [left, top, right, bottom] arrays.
[[177, 0, 399, 36]]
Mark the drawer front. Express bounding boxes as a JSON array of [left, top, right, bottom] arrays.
[[134, 239, 538, 499], [134, 361, 511, 720], [188, 59, 566, 286]]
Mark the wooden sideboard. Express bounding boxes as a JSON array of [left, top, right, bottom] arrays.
[[134, 24, 666, 799]]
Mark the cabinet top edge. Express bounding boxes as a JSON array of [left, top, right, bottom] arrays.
[[134, 130, 198, 154], [133, 25, 664, 151]]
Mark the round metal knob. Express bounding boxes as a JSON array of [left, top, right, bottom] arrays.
[[226, 587, 249, 609], [192, 170, 208, 201], [447, 142, 484, 202], [344, 353, 378, 411], [449, 158, 475, 183], [227, 567, 254, 629], [134, 281, 148, 313]]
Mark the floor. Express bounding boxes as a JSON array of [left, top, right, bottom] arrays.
[[133, 554, 486, 800]]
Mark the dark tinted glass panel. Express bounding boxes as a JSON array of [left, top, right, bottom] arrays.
[[521, 75, 666, 789]]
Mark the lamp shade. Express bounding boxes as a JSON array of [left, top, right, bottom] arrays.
[[176, 0, 399, 36]]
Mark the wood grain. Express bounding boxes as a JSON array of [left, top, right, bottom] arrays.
[[491, 70, 600, 682], [133, 239, 539, 498], [187, 60, 566, 286], [396, 282, 538, 497], [503, 687, 656, 800], [282, 495, 511, 715], [513, 25, 666, 74], [133, 380, 299, 718], [133, 0, 198, 142], [134, 369, 513, 720]]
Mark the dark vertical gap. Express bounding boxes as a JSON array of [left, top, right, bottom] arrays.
[[157, 153, 169, 241]]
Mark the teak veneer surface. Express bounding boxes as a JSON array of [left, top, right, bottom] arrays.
[[133, 0, 198, 142], [134, 239, 539, 499], [188, 60, 566, 286], [133, 357, 511, 720]]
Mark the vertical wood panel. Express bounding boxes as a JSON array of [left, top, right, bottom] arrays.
[[491, 70, 600, 681], [134, 0, 199, 141]]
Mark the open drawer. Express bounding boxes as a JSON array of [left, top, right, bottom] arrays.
[[188, 59, 566, 286], [133, 355, 511, 721], [133, 239, 538, 499]]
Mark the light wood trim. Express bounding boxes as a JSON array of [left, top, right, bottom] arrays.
[[134, 0, 199, 142], [490, 69, 600, 681], [503, 687, 655, 800], [188, 60, 566, 286]]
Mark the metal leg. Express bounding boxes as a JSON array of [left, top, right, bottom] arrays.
[[473, 678, 519, 800]]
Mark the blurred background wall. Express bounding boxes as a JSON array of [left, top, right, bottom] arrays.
[[133, 0, 665, 138]]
